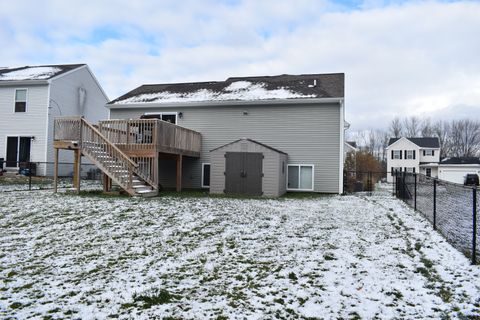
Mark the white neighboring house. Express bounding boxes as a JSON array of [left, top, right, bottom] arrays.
[[438, 157, 480, 184], [386, 137, 440, 183], [344, 141, 357, 159], [0, 64, 109, 174]]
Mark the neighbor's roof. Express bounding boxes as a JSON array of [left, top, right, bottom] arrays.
[[109, 73, 344, 105], [388, 137, 440, 148], [440, 157, 480, 165], [345, 141, 357, 148], [0, 64, 85, 82]]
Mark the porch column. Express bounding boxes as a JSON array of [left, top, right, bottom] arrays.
[[176, 154, 182, 192], [53, 148, 59, 193]]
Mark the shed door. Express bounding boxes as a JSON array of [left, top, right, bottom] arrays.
[[225, 152, 263, 196]]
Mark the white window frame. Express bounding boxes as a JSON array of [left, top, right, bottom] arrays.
[[406, 150, 414, 160], [144, 112, 178, 124], [424, 149, 433, 156], [201, 163, 210, 188], [4, 135, 32, 168], [14, 88, 28, 113], [405, 167, 414, 173], [287, 164, 314, 191], [393, 150, 401, 159]]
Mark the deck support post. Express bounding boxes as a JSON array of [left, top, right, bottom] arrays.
[[53, 148, 59, 193], [176, 154, 182, 192], [103, 173, 111, 193], [73, 149, 81, 194]]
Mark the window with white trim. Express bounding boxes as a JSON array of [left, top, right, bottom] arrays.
[[406, 150, 414, 159], [405, 167, 415, 173], [393, 150, 401, 159], [287, 165, 314, 191], [15, 89, 27, 112], [201, 163, 210, 188], [424, 149, 433, 156], [143, 112, 177, 124], [391, 167, 402, 176]]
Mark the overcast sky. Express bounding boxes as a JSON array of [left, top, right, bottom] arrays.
[[1, 0, 479, 131]]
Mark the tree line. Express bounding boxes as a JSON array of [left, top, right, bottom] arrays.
[[348, 117, 480, 161]]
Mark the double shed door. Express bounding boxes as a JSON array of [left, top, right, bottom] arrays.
[[225, 152, 263, 196]]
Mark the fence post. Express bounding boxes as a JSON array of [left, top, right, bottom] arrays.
[[402, 171, 406, 200], [433, 179, 437, 230], [473, 186, 477, 265], [414, 173, 417, 210], [28, 161, 32, 191]]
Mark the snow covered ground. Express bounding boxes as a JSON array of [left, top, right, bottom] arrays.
[[1, 189, 479, 319]]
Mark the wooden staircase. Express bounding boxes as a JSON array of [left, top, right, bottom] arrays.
[[53, 117, 158, 197]]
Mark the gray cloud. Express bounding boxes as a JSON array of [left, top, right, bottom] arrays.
[[0, 0, 478, 130]]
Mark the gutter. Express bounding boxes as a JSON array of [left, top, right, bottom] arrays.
[[106, 97, 344, 109], [0, 80, 50, 86]]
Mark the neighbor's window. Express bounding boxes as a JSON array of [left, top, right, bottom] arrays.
[[391, 167, 402, 176], [202, 163, 210, 188], [393, 150, 401, 159], [143, 112, 177, 124], [15, 89, 27, 112], [405, 167, 415, 173], [424, 149, 433, 156], [287, 165, 313, 190], [406, 150, 415, 159]]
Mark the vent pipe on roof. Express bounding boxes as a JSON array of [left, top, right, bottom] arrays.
[[308, 79, 317, 88]]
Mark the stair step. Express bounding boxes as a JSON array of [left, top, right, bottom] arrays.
[[136, 189, 158, 197]]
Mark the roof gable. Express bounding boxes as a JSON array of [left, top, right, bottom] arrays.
[[0, 64, 85, 82], [388, 137, 440, 148], [109, 73, 344, 105], [210, 138, 287, 154]]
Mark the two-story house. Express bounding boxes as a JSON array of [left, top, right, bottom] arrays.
[[0, 64, 109, 174], [386, 137, 440, 182], [92, 73, 346, 196]]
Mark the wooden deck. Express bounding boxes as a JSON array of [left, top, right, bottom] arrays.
[[53, 116, 202, 195]]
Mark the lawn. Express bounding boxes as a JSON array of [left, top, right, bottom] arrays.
[[0, 189, 479, 319]]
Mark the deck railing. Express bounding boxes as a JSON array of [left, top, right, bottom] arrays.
[[98, 119, 201, 157]]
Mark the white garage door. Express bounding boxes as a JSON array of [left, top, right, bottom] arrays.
[[439, 168, 479, 184]]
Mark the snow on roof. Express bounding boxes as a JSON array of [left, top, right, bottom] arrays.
[[109, 73, 345, 105], [0, 64, 85, 82], [117, 81, 316, 104]]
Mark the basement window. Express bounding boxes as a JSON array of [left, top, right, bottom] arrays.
[[15, 89, 27, 112], [202, 163, 210, 188], [287, 165, 314, 191]]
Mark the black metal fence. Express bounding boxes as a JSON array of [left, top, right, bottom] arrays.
[[395, 171, 479, 264], [0, 161, 103, 192]]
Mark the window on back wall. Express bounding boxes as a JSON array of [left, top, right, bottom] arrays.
[[424, 149, 433, 156], [392, 150, 401, 159], [201, 163, 210, 188], [406, 150, 415, 159], [287, 165, 314, 191], [15, 89, 27, 112], [143, 112, 177, 124]]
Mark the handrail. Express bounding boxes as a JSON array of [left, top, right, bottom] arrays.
[[80, 118, 138, 168]]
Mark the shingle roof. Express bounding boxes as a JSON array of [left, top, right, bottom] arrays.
[[109, 73, 344, 105], [346, 141, 357, 148], [388, 137, 440, 148], [440, 157, 480, 165], [0, 64, 85, 82]]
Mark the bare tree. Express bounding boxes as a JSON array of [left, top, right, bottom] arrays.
[[420, 118, 434, 137], [433, 120, 451, 158], [449, 119, 480, 157], [389, 117, 403, 138], [403, 116, 421, 137]]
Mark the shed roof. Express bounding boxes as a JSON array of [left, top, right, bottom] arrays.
[[210, 138, 287, 155], [440, 157, 480, 165], [0, 64, 85, 82], [388, 137, 440, 148], [109, 73, 344, 105]]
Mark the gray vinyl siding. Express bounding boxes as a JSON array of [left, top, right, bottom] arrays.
[[48, 67, 109, 164], [110, 102, 341, 193], [0, 84, 49, 165], [210, 139, 287, 197]]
